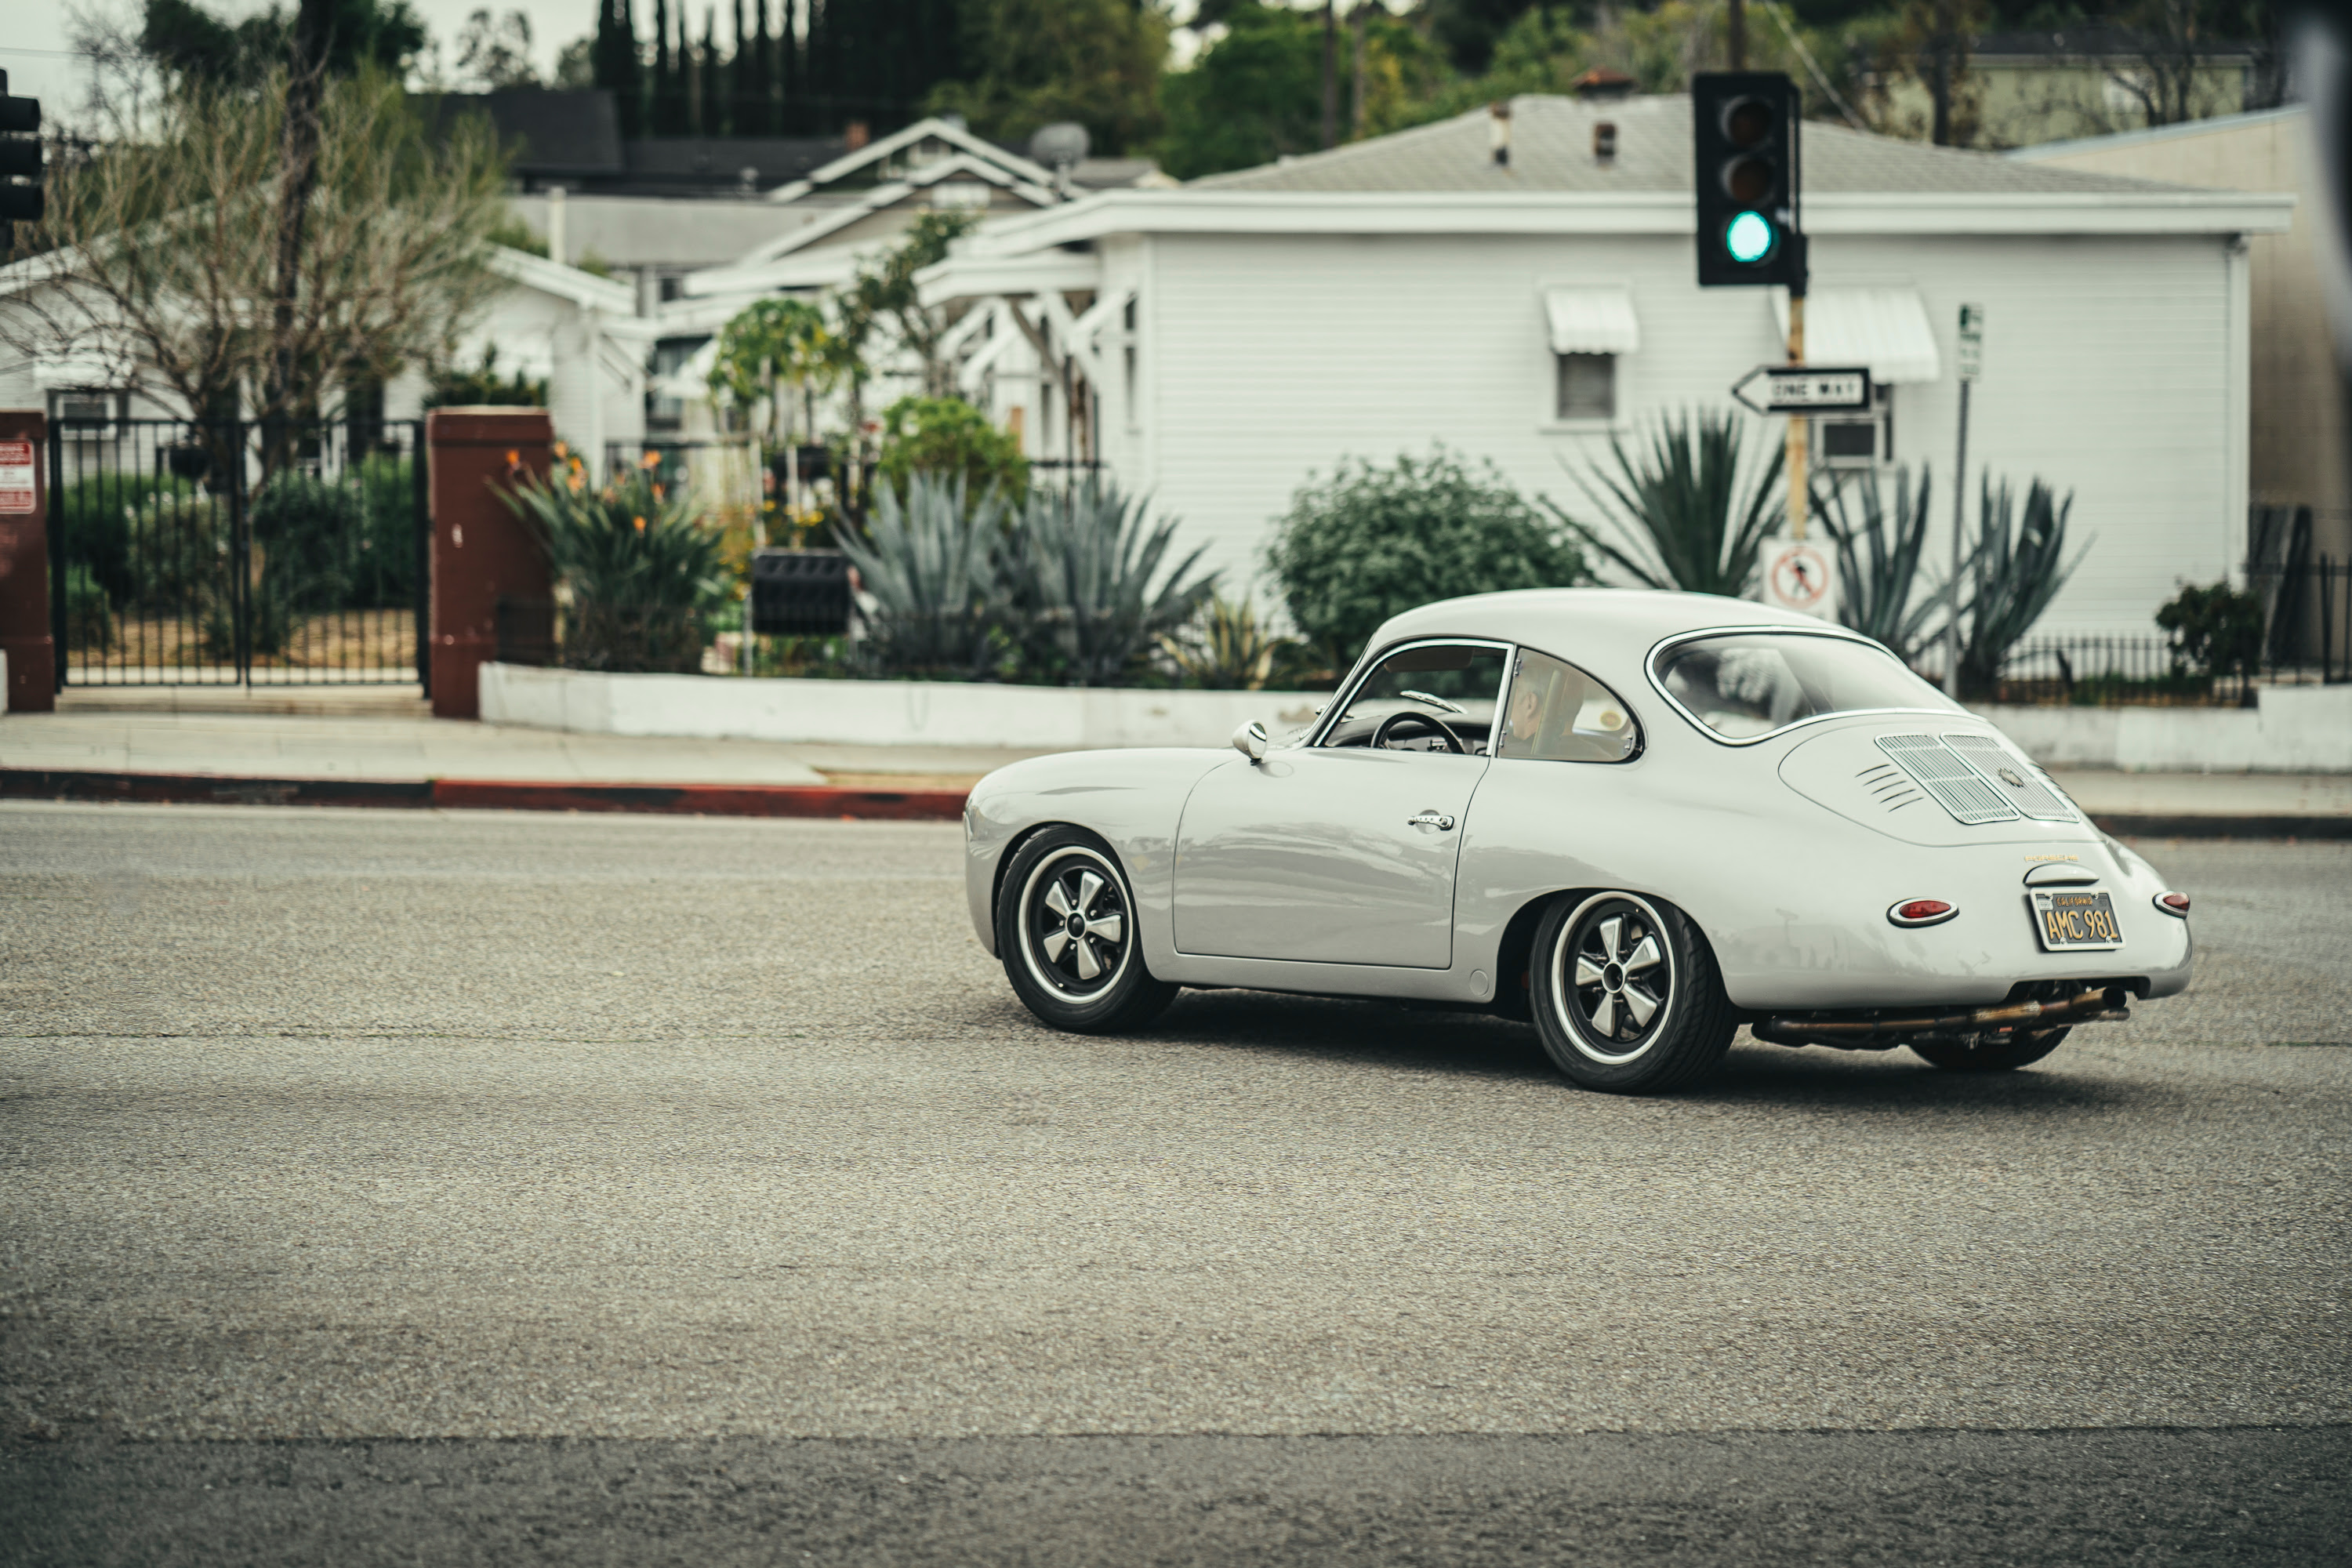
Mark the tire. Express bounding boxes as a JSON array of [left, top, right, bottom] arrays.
[[1911, 1026, 2070, 1073], [1530, 891, 1735, 1094], [996, 826, 1178, 1034]]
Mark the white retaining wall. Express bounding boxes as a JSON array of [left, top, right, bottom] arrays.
[[478, 663, 2352, 771], [479, 662, 1328, 752], [1970, 686, 2352, 772]]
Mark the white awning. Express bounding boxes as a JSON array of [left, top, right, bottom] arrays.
[[1543, 288, 1639, 355], [1771, 287, 1941, 384]]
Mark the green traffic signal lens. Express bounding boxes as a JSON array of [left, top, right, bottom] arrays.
[[1724, 210, 1775, 264]]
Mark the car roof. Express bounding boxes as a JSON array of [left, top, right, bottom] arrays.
[[1363, 589, 1846, 675]]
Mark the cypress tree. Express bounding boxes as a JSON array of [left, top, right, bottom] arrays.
[[699, 8, 718, 136], [593, 0, 645, 137], [731, 0, 751, 137], [751, 0, 775, 137], [650, 0, 676, 133]]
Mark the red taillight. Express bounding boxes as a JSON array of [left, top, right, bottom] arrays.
[[2154, 891, 2190, 916], [1888, 898, 1957, 927]]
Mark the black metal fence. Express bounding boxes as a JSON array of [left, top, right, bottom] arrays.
[[48, 418, 427, 688]]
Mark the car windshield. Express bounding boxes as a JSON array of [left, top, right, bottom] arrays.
[[1655, 632, 1959, 740]]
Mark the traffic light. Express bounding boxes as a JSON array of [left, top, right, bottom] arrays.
[[0, 71, 41, 242], [1693, 71, 1802, 289]]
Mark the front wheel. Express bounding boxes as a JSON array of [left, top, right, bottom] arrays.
[[996, 827, 1178, 1034], [1530, 891, 1735, 1094], [1911, 1027, 2070, 1073]]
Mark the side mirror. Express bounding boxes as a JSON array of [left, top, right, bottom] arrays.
[[1230, 719, 1269, 763]]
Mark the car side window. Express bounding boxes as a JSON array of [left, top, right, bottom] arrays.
[[1496, 648, 1642, 763], [1322, 642, 1509, 753]]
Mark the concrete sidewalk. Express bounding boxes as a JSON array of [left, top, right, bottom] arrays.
[[2, 709, 2347, 833]]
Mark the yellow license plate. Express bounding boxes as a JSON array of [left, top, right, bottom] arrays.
[[2029, 889, 2123, 951]]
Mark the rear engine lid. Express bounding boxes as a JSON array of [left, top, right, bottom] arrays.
[[1780, 722, 2096, 848]]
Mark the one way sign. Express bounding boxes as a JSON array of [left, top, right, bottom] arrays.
[[1730, 365, 1874, 414]]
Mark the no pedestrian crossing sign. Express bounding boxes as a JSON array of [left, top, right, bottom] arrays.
[[1758, 532, 1838, 620], [1730, 365, 1873, 415]]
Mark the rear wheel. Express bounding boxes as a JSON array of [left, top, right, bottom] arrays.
[[1530, 891, 1735, 1094], [996, 827, 1178, 1034], [1911, 1027, 2070, 1073]]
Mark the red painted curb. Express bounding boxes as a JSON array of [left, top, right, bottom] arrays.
[[0, 769, 967, 821]]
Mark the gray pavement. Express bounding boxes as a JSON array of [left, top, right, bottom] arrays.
[[2, 804, 2348, 1563]]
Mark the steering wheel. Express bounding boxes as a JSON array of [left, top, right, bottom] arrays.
[[1371, 709, 1467, 754]]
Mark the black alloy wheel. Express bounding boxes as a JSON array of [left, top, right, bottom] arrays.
[[996, 826, 1178, 1033], [1530, 891, 1735, 1094]]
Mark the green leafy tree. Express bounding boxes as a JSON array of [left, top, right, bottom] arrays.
[[833, 209, 983, 427], [1159, 2, 1322, 180], [1267, 447, 1588, 673], [709, 296, 840, 450], [927, 0, 1170, 154], [877, 396, 1029, 502], [137, 0, 428, 87]]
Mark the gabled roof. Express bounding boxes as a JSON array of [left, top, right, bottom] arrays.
[[1190, 93, 2193, 196], [485, 245, 637, 314], [2009, 102, 2310, 163], [423, 89, 625, 178], [764, 115, 1062, 203]]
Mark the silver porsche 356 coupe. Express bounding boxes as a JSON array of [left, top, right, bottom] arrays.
[[963, 590, 2191, 1094]]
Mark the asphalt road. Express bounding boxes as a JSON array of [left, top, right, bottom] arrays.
[[3, 802, 2347, 1565]]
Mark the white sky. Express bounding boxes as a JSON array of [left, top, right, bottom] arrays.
[[2, 0, 1324, 123]]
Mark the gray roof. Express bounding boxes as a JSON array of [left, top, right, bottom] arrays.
[[1190, 94, 2192, 196]]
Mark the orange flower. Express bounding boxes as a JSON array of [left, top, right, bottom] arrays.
[[633, 515, 647, 532], [505, 448, 520, 465], [641, 451, 662, 470]]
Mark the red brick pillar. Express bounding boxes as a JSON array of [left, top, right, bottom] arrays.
[[0, 411, 54, 713], [426, 408, 553, 720]]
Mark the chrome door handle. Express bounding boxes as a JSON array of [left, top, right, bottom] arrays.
[[1407, 811, 1456, 831]]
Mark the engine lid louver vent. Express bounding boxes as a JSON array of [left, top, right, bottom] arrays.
[[1939, 733, 2077, 822], [1874, 735, 2020, 825], [1855, 760, 1924, 813]]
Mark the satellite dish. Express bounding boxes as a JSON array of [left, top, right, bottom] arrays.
[[1027, 122, 1091, 172]]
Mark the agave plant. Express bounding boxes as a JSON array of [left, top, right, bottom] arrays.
[[833, 472, 1011, 678], [500, 454, 732, 673], [1000, 481, 1218, 687], [1544, 408, 1784, 597], [1957, 477, 2089, 696], [1812, 464, 1962, 665], [1159, 596, 1298, 691]]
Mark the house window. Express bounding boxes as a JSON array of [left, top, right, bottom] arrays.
[[1555, 353, 1615, 422], [49, 390, 124, 437], [645, 336, 707, 434]]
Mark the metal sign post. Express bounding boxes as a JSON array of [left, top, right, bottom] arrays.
[[1944, 303, 1985, 698]]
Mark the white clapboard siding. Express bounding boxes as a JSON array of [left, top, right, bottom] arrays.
[[1139, 227, 2240, 637]]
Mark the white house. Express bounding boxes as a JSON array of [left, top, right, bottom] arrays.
[[913, 93, 2294, 635]]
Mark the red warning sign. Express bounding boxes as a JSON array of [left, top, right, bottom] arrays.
[[0, 441, 34, 514]]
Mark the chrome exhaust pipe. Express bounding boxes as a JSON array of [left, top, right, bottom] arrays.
[[1753, 986, 2129, 1048]]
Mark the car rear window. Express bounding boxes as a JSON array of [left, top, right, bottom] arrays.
[[1654, 632, 1959, 741]]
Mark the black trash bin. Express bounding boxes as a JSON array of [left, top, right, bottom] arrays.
[[750, 548, 853, 637]]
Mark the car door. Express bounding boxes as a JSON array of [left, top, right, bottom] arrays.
[[1171, 640, 1508, 968]]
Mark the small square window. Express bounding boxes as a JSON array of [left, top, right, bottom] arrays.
[[1555, 353, 1615, 422]]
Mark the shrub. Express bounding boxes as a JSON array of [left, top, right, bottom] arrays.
[[64, 564, 113, 652], [1000, 481, 1218, 686], [427, 344, 546, 408], [1160, 597, 1302, 690], [1956, 477, 2089, 697], [2156, 581, 2265, 678], [499, 455, 732, 673], [56, 471, 199, 606], [875, 396, 1029, 503], [833, 473, 1013, 680], [1813, 464, 1958, 666], [1542, 408, 1783, 597], [1269, 448, 1586, 671]]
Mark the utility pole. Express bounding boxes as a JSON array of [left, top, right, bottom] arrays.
[[1946, 303, 1986, 697], [1728, 0, 1746, 71], [1321, 0, 1339, 150]]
